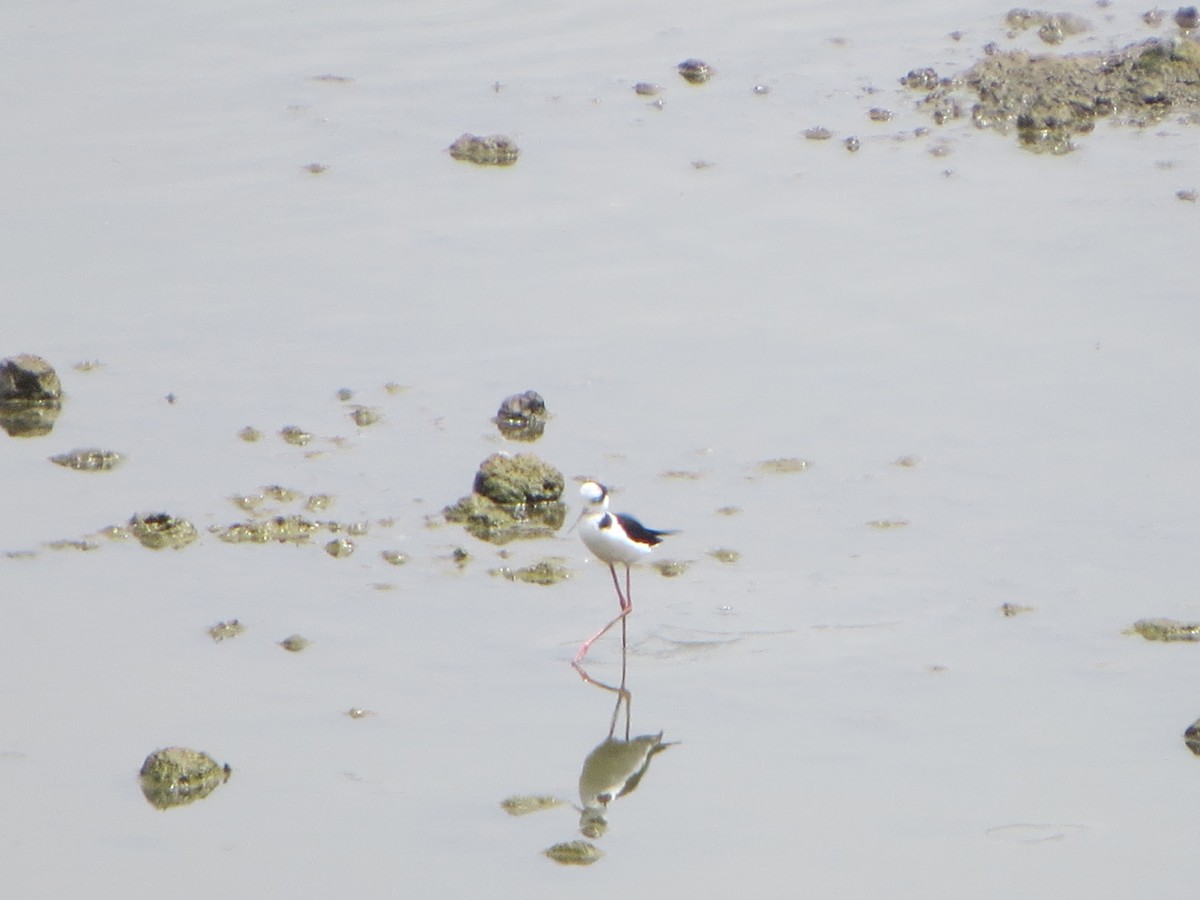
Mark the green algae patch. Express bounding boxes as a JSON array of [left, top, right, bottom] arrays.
[[279, 425, 312, 446], [1000, 603, 1035, 617], [915, 35, 1200, 153], [755, 457, 812, 475], [325, 537, 355, 558], [50, 448, 124, 471], [500, 794, 566, 816], [708, 548, 741, 564], [139, 747, 231, 809], [867, 519, 911, 530], [653, 559, 690, 577], [449, 133, 520, 166], [490, 560, 571, 585], [129, 513, 198, 550], [279, 634, 311, 652], [544, 840, 602, 866], [208, 619, 246, 642], [217, 514, 321, 544], [444, 453, 566, 544], [1130, 618, 1200, 641]]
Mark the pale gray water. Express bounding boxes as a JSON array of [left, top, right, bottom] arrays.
[[4, 1, 1200, 897]]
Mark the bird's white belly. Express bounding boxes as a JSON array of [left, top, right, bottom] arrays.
[[580, 519, 651, 565]]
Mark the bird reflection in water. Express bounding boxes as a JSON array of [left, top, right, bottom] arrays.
[[573, 649, 675, 839]]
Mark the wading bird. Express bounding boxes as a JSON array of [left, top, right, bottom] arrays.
[[573, 481, 674, 663]]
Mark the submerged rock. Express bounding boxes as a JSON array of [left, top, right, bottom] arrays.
[[139, 747, 231, 809], [494, 390, 548, 442], [444, 453, 566, 544], [0, 354, 62, 437], [129, 513, 198, 550], [448, 133, 520, 166]]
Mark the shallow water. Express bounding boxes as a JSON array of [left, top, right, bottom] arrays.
[[4, 1, 1200, 897]]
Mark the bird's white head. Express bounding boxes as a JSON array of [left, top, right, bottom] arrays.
[[579, 481, 608, 506]]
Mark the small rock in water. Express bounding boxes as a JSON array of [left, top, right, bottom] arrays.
[[677, 59, 715, 84], [0, 354, 62, 437], [494, 389, 548, 441]]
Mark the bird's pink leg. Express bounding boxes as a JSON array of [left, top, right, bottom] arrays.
[[574, 606, 632, 664], [609, 564, 630, 610], [574, 564, 637, 664]]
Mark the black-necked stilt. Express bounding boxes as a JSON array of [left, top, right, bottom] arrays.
[[572, 481, 674, 663]]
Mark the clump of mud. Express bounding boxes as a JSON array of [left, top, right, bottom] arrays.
[[1004, 7, 1091, 44], [912, 35, 1200, 152], [50, 448, 124, 471], [0, 354, 62, 437], [490, 559, 571, 585], [129, 513, 199, 550], [1130, 617, 1200, 641], [216, 485, 367, 547], [448, 133, 520, 166], [544, 840, 603, 865], [444, 453, 566, 544], [139, 747, 231, 809]]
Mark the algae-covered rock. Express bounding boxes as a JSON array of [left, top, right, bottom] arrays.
[[445, 453, 566, 544], [217, 515, 321, 544], [1131, 618, 1200, 641], [129, 513, 198, 550], [50, 448, 123, 471], [0, 354, 61, 404], [139, 747, 231, 809], [448, 133, 520, 166], [544, 840, 602, 865], [0, 354, 62, 437], [474, 453, 563, 504]]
